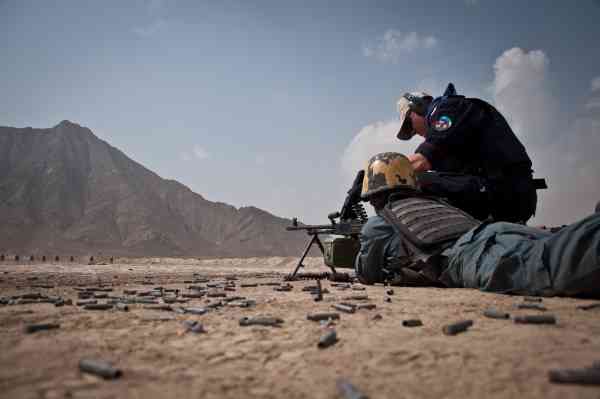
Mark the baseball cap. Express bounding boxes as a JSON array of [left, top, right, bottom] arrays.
[[396, 91, 432, 140]]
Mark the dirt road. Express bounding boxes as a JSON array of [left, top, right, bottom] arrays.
[[1, 257, 599, 398]]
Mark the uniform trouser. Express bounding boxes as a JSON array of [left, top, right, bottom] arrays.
[[441, 213, 600, 298], [417, 171, 537, 223]]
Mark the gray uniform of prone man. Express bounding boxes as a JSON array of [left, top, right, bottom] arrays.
[[355, 152, 600, 298]]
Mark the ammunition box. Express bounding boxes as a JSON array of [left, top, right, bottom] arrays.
[[322, 235, 360, 269]]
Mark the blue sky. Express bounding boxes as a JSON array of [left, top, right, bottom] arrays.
[[2, 0, 599, 225]]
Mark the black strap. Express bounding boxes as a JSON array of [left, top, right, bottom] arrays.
[[533, 178, 547, 190]]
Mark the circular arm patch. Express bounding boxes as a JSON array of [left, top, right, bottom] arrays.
[[433, 115, 452, 131]]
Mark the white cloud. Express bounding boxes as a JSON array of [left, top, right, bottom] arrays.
[[363, 30, 438, 63], [192, 145, 210, 160], [255, 155, 266, 166], [340, 120, 422, 182], [181, 145, 210, 162], [491, 47, 555, 148], [132, 18, 168, 38], [591, 76, 600, 92], [586, 99, 600, 110], [491, 47, 600, 225]]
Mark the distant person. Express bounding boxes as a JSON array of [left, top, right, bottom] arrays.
[[395, 83, 545, 223], [355, 152, 600, 298]]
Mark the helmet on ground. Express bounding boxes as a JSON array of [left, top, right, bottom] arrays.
[[396, 91, 433, 140], [361, 152, 417, 200]]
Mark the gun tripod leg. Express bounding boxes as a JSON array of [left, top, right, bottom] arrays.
[[290, 234, 324, 278]]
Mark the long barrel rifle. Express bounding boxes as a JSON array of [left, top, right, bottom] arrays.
[[286, 170, 368, 279]]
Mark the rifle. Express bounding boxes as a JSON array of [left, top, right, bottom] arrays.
[[286, 170, 368, 278]]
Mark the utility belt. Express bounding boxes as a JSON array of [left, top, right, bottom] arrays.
[[486, 163, 547, 191]]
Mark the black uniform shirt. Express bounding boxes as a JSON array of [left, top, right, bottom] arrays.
[[416, 95, 533, 179]]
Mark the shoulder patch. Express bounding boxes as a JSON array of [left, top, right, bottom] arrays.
[[433, 115, 452, 131]]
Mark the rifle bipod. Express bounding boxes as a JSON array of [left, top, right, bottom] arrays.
[[288, 233, 332, 277]]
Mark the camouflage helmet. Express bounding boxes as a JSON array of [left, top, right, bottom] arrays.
[[361, 152, 417, 200]]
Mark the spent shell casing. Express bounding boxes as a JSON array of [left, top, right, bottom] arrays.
[[336, 378, 368, 399], [144, 304, 172, 311], [79, 359, 122, 379], [239, 316, 284, 327], [76, 299, 98, 306], [523, 296, 543, 302], [318, 330, 338, 348], [443, 320, 473, 335], [314, 280, 323, 302], [483, 308, 510, 319], [332, 304, 356, 314], [184, 307, 208, 315], [182, 320, 206, 334], [84, 303, 113, 311], [222, 296, 246, 303], [24, 323, 60, 334], [182, 293, 204, 298], [577, 303, 600, 310], [402, 319, 423, 327], [307, 312, 340, 322], [134, 298, 158, 304], [548, 368, 600, 385], [514, 314, 556, 324], [115, 303, 129, 312]]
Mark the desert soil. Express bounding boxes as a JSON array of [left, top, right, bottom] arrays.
[[1, 257, 599, 399]]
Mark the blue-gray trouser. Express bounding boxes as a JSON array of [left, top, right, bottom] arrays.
[[441, 213, 600, 297]]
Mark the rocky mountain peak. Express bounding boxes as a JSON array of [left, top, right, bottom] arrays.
[[0, 122, 305, 257]]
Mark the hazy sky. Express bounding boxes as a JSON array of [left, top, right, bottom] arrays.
[[2, 0, 599, 225]]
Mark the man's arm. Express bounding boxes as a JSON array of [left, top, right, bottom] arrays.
[[354, 215, 401, 284], [408, 152, 432, 172], [415, 97, 486, 170]]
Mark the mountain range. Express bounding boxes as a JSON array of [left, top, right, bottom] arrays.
[[0, 121, 308, 257]]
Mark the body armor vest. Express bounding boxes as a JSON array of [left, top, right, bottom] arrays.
[[381, 196, 480, 249], [379, 196, 480, 286]]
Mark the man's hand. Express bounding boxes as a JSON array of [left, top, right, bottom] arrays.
[[408, 153, 432, 172]]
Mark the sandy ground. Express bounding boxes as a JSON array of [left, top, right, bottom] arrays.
[[1, 257, 599, 399]]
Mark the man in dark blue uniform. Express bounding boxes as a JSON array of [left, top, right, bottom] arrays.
[[355, 152, 600, 298], [395, 84, 544, 223]]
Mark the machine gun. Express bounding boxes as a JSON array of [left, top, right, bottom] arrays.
[[286, 170, 368, 279]]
